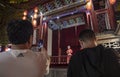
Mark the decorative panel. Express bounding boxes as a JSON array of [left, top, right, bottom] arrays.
[[97, 35, 120, 56], [54, 0, 64, 7], [64, 0, 73, 4], [93, 0, 106, 10], [102, 41, 120, 48], [46, 1, 56, 11], [39, 5, 47, 13], [96, 13, 110, 32], [38, 0, 86, 13], [48, 13, 86, 30]]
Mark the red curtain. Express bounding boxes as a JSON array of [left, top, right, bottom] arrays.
[[52, 25, 87, 56]]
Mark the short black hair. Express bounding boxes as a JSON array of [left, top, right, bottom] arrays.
[[7, 20, 33, 44], [79, 29, 96, 42]]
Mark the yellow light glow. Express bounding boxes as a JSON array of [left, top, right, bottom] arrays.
[[86, 1, 92, 10], [32, 20, 37, 27], [34, 7, 38, 13], [23, 11, 27, 16], [109, 0, 116, 5], [33, 13, 38, 19], [22, 16, 26, 20]]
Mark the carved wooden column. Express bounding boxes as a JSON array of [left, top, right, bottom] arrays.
[[58, 29, 61, 64], [87, 0, 99, 32], [107, 0, 117, 29]]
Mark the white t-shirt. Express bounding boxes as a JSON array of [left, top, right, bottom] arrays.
[[0, 49, 49, 77]]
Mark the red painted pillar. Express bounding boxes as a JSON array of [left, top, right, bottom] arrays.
[[86, 0, 99, 32], [107, 0, 117, 29]]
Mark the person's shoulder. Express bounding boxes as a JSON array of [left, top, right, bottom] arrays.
[[73, 50, 81, 55], [69, 51, 82, 66], [103, 47, 115, 53], [25, 49, 40, 57], [104, 47, 114, 51], [85, 45, 105, 53], [0, 51, 10, 57], [0, 51, 11, 62], [71, 50, 82, 60], [102, 47, 120, 61], [104, 47, 117, 55], [93, 45, 117, 57]]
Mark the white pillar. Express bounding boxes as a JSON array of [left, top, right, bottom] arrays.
[[47, 28, 52, 56]]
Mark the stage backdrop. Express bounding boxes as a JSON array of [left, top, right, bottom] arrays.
[[52, 25, 87, 56]]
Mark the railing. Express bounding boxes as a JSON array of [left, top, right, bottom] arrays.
[[50, 56, 67, 64]]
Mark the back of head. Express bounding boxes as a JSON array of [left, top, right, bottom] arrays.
[[7, 20, 33, 44], [79, 29, 96, 42]]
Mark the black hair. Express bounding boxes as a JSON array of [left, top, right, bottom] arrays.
[[7, 20, 33, 44], [79, 29, 96, 42]]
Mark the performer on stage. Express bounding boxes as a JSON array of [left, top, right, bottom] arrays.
[[66, 45, 73, 64]]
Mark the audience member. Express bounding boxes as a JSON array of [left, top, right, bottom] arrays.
[[67, 29, 120, 77], [0, 20, 49, 77], [66, 45, 73, 64]]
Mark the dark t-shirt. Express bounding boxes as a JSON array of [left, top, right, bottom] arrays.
[[67, 45, 120, 77]]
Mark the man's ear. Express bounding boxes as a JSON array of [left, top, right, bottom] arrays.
[[79, 40, 84, 49], [79, 40, 83, 44]]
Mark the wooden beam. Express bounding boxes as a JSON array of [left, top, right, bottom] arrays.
[[43, 1, 87, 16]]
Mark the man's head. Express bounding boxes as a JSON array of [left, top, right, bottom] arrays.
[[79, 29, 97, 49], [7, 20, 33, 47]]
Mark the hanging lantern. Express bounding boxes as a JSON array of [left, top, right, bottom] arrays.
[[34, 7, 38, 13], [22, 16, 26, 20], [109, 0, 116, 5], [86, 1, 92, 10], [23, 10, 27, 16]]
